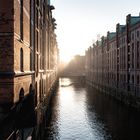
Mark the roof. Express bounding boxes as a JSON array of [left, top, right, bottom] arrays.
[[130, 16, 140, 26], [119, 25, 126, 33], [108, 32, 116, 40], [96, 40, 102, 46]]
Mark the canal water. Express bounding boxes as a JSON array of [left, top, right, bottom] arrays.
[[44, 77, 140, 140]]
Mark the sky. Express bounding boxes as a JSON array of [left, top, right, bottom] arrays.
[[51, 0, 140, 62]]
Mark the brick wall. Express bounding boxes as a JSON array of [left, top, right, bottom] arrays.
[[0, 0, 14, 72], [14, 0, 30, 71]]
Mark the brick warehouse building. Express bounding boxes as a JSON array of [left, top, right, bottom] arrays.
[[0, 0, 59, 139], [86, 14, 140, 108]]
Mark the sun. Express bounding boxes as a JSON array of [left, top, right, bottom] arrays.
[[60, 53, 73, 63]]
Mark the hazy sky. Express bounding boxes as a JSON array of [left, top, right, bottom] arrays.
[[51, 0, 140, 61]]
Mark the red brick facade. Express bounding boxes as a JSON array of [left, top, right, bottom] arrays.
[[0, 0, 59, 105], [86, 14, 140, 107]]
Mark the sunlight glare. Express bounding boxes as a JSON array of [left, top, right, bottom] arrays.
[[60, 53, 73, 63]]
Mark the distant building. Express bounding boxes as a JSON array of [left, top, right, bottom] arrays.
[[60, 55, 85, 77], [86, 14, 140, 108]]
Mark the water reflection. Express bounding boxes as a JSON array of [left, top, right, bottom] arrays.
[[86, 86, 140, 140], [45, 77, 140, 140]]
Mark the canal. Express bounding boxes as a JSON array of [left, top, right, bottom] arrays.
[[44, 77, 140, 140]]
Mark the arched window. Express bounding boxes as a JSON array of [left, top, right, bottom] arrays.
[[20, 48, 24, 71], [19, 88, 24, 101], [35, 82, 37, 106], [29, 84, 33, 93]]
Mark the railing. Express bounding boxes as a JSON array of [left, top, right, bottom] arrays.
[[6, 130, 20, 140]]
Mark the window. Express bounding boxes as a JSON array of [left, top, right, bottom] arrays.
[[20, 0, 23, 40], [124, 74, 126, 83], [19, 88, 24, 101], [132, 75, 134, 84], [36, 9, 39, 28], [128, 45, 130, 52], [37, 0, 39, 6], [128, 63, 130, 69], [35, 82, 37, 106], [128, 53, 130, 61], [131, 33, 134, 41], [137, 41, 139, 69], [35, 31, 39, 51], [128, 74, 130, 83], [39, 80, 41, 102], [36, 54, 39, 76], [137, 75, 139, 84], [137, 31, 139, 38], [20, 48, 24, 71], [30, 0, 33, 48], [132, 43, 134, 69], [30, 52, 32, 71]]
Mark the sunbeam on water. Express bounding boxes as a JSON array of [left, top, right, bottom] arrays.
[[45, 77, 140, 140]]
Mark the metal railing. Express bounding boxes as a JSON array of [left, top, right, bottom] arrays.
[[6, 130, 20, 140]]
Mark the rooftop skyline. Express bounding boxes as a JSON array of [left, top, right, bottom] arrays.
[[51, 0, 140, 62]]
